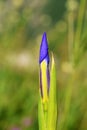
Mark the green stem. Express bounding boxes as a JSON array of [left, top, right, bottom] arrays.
[[74, 0, 86, 64], [68, 11, 74, 63]]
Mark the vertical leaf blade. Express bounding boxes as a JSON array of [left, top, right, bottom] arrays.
[[47, 54, 57, 130], [38, 93, 46, 130]]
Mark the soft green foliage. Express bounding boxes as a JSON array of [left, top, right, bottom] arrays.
[[0, 0, 87, 130]]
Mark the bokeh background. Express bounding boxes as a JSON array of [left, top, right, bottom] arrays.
[[0, 0, 87, 130]]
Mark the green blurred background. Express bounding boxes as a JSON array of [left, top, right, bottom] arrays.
[[0, 0, 87, 130]]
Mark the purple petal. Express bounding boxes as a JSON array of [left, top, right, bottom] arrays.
[[39, 32, 49, 64]]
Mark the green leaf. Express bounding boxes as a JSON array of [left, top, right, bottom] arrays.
[[47, 54, 57, 130], [38, 93, 47, 130]]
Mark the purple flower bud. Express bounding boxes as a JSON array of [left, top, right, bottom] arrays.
[[39, 32, 50, 100], [39, 32, 49, 64]]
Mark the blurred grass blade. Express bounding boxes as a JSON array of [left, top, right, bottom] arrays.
[[74, 0, 87, 63]]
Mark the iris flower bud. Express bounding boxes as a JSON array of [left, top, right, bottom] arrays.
[[39, 32, 50, 103], [38, 32, 57, 130]]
